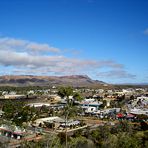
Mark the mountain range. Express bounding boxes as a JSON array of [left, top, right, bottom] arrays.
[[0, 75, 108, 88]]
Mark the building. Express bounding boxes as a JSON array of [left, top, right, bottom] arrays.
[[4, 94, 26, 99], [28, 103, 50, 108], [33, 116, 65, 127], [0, 124, 26, 140], [80, 99, 102, 113]]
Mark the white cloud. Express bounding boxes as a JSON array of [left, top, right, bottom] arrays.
[[0, 36, 132, 78], [97, 70, 136, 79], [26, 43, 60, 53], [0, 48, 123, 74], [0, 37, 60, 53]]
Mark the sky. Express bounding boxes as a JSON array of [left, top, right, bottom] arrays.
[[0, 0, 148, 84]]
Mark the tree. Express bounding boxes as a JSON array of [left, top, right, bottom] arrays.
[[100, 100, 107, 109], [40, 105, 49, 114], [116, 132, 140, 148], [69, 135, 94, 148], [102, 134, 118, 148], [110, 100, 116, 108], [137, 114, 148, 122], [90, 129, 102, 146], [116, 120, 134, 134], [140, 121, 148, 131], [2, 101, 37, 126], [58, 86, 74, 148], [58, 86, 73, 100], [87, 125, 111, 147], [73, 92, 84, 102], [2, 101, 25, 122]]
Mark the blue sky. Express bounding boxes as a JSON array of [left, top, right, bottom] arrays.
[[0, 0, 148, 83]]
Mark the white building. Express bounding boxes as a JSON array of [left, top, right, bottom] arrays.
[[130, 108, 148, 115], [4, 94, 26, 99], [27, 103, 50, 108], [80, 99, 102, 113], [33, 116, 64, 127]]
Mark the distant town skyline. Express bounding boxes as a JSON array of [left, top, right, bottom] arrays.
[[0, 0, 148, 84]]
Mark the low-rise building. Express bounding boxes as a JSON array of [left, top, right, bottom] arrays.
[[4, 94, 26, 99], [80, 99, 102, 113], [130, 108, 148, 116], [33, 116, 65, 127], [28, 102, 50, 108], [0, 124, 26, 140]]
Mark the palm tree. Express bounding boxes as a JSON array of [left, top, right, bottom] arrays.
[[58, 86, 74, 148]]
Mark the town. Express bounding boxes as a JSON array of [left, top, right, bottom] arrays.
[[0, 85, 147, 147], [0, 1, 148, 147]]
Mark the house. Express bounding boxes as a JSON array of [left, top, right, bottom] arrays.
[[33, 116, 65, 127], [136, 96, 148, 106], [80, 99, 102, 113], [130, 108, 148, 116], [116, 113, 125, 120], [101, 108, 120, 115], [60, 120, 80, 128], [126, 113, 135, 120], [0, 124, 26, 140], [27, 102, 50, 108], [4, 94, 26, 99]]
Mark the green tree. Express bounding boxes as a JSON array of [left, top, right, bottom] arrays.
[[69, 136, 94, 148], [58, 86, 73, 99], [89, 125, 110, 147], [2, 101, 37, 126], [58, 86, 77, 148], [100, 100, 107, 109], [116, 132, 140, 148], [73, 92, 83, 102]]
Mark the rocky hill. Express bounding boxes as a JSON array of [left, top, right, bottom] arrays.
[[0, 75, 108, 88]]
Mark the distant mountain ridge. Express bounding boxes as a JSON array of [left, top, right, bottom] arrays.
[[0, 75, 108, 87]]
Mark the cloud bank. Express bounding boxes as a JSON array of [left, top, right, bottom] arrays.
[[0, 37, 60, 53], [97, 70, 136, 79], [0, 37, 135, 80]]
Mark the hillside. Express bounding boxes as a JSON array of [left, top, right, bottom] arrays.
[[0, 75, 109, 88]]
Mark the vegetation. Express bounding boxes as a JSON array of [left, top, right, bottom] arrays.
[[20, 121, 148, 148], [58, 86, 83, 148], [2, 100, 38, 126]]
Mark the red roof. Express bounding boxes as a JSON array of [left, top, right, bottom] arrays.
[[0, 128, 25, 135], [126, 113, 135, 118], [117, 113, 124, 118]]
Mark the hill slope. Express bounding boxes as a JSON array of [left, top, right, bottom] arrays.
[[0, 75, 108, 88]]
